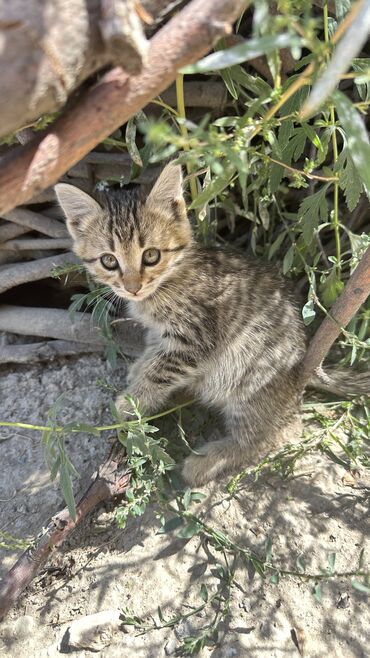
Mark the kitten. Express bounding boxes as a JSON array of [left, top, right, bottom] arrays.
[[55, 163, 307, 486]]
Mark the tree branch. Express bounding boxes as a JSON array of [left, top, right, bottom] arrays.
[[0, 0, 245, 214], [0, 443, 130, 621], [300, 245, 370, 385]]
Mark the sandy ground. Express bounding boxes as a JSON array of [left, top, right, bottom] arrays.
[[0, 353, 369, 658]]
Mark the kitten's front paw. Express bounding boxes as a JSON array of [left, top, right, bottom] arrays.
[[182, 439, 237, 486], [182, 450, 212, 487]]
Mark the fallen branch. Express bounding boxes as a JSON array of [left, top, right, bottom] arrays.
[[0, 0, 245, 214], [2, 209, 68, 239], [0, 305, 104, 344], [0, 222, 30, 243], [0, 305, 145, 355], [0, 340, 103, 364], [0, 253, 77, 294], [0, 0, 163, 139], [0, 238, 71, 251], [0, 443, 130, 621], [301, 244, 370, 386]]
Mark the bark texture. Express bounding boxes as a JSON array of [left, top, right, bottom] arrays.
[[0, 0, 245, 214]]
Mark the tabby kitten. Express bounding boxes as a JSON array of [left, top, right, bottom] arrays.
[[56, 163, 307, 486]]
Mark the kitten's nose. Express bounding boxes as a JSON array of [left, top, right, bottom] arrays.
[[124, 278, 142, 295]]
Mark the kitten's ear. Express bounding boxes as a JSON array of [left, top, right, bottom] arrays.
[[55, 183, 102, 239], [146, 162, 183, 207]]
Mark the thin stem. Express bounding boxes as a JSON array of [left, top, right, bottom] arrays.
[[0, 400, 194, 435], [324, 1, 341, 275], [175, 73, 198, 205], [265, 154, 338, 182]]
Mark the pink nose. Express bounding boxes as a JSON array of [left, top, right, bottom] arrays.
[[124, 279, 142, 295]]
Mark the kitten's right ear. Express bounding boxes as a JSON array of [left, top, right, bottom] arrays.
[[54, 183, 102, 239]]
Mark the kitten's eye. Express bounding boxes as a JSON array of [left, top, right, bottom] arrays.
[[142, 248, 161, 266], [100, 253, 119, 270]]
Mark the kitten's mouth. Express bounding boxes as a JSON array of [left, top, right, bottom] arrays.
[[114, 284, 157, 301]]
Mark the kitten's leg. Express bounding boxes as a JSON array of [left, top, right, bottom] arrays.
[[116, 346, 197, 419], [182, 385, 301, 486]]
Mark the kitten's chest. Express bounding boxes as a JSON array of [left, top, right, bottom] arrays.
[[127, 300, 170, 334]]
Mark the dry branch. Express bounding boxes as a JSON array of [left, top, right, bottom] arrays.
[[0, 0, 160, 138], [0, 306, 145, 356], [0, 222, 29, 243], [0, 0, 245, 214], [301, 245, 370, 385], [0, 305, 104, 344], [0, 444, 130, 621], [2, 209, 68, 238], [0, 340, 102, 365], [0, 253, 77, 294], [0, 238, 71, 251]]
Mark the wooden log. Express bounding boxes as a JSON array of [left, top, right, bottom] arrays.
[[0, 0, 151, 139], [0, 0, 245, 214], [0, 222, 29, 243], [0, 305, 104, 344], [301, 245, 370, 385], [2, 209, 68, 238], [0, 238, 72, 251], [0, 443, 130, 621], [0, 253, 78, 294], [0, 340, 103, 364], [0, 306, 145, 357]]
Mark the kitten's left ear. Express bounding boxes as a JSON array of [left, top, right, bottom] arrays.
[[55, 183, 102, 240], [146, 162, 184, 207]]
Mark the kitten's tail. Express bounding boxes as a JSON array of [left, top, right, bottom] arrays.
[[308, 366, 370, 397]]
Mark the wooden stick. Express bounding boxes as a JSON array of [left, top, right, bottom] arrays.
[[0, 340, 103, 364], [0, 222, 30, 243], [300, 245, 370, 385], [0, 253, 78, 294], [2, 209, 68, 238], [0, 238, 72, 251], [0, 305, 104, 344], [0, 0, 244, 214], [0, 305, 145, 356], [0, 444, 130, 621]]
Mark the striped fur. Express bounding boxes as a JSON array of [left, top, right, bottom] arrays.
[[56, 163, 307, 485]]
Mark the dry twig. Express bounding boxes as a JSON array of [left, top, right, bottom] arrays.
[[0, 444, 130, 621]]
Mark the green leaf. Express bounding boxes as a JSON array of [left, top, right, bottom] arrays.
[[160, 516, 184, 533], [296, 555, 306, 573], [302, 300, 316, 326], [333, 90, 370, 201], [177, 519, 201, 539], [283, 245, 294, 274], [320, 267, 344, 308], [182, 34, 300, 73], [337, 149, 363, 212], [298, 184, 330, 246], [352, 579, 370, 594], [265, 537, 273, 562], [327, 552, 336, 573], [189, 169, 235, 209], [270, 572, 280, 584], [60, 462, 76, 521], [200, 583, 208, 602], [313, 582, 322, 602]]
